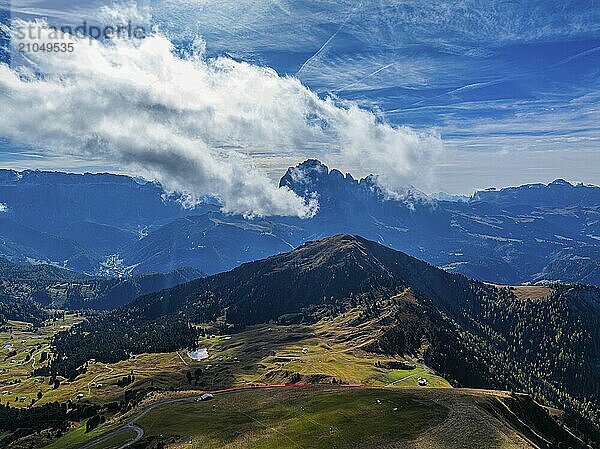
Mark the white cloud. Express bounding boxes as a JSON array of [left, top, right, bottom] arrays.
[[0, 14, 440, 216]]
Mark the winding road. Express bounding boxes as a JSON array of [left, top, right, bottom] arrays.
[[78, 393, 199, 449]]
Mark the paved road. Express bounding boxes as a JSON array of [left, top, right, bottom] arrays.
[[117, 425, 143, 449]]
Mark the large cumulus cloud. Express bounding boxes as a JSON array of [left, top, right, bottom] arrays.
[[0, 14, 441, 216]]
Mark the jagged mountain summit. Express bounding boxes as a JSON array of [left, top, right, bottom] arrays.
[[279, 159, 432, 215]]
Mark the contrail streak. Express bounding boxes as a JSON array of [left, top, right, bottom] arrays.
[[296, 3, 362, 76], [334, 62, 396, 93]]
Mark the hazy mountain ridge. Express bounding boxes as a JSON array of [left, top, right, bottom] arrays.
[[120, 212, 301, 274], [121, 161, 599, 285], [0, 169, 214, 272], [472, 179, 600, 208], [0, 164, 598, 287]]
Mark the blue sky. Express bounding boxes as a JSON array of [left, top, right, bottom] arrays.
[[0, 0, 599, 196]]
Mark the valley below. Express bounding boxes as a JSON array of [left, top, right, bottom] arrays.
[[0, 315, 584, 449]]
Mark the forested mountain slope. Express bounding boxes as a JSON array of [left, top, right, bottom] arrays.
[[43, 235, 600, 444]]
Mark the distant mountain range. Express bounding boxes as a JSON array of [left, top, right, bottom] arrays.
[[47, 235, 600, 444], [0, 163, 598, 286]]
